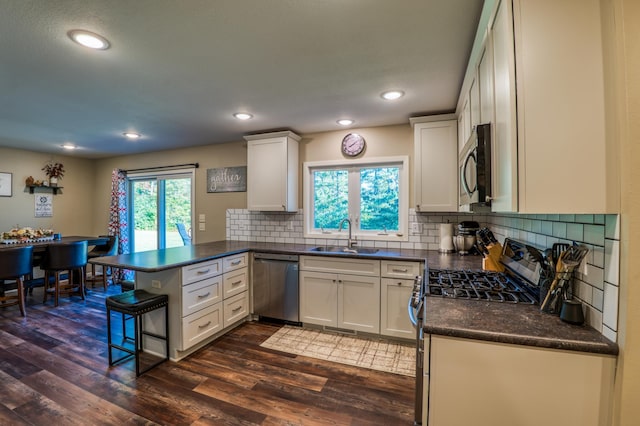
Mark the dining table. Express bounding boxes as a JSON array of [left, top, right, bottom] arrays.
[[0, 235, 109, 252], [0, 236, 110, 289]]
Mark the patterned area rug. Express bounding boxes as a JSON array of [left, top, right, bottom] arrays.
[[260, 326, 415, 377]]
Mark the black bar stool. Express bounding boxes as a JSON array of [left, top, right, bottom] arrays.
[[41, 241, 88, 307], [0, 245, 33, 317], [106, 289, 169, 376]]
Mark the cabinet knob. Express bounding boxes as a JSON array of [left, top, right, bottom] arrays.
[[397, 281, 402, 286]]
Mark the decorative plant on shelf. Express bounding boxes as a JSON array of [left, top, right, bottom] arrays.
[[42, 161, 65, 186]]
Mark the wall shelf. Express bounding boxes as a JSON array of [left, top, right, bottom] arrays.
[[27, 185, 63, 195]]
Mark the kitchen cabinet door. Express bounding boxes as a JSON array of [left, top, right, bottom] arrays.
[[469, 76, 480, 130], [512, 0, 611, 213], [299, 270, 338, 327], [380, 278, 413, 338], [245, 131, 300, 212], [428, 335, 615, 426], [412, 119, 458, 212], [338, 274, 380, 334], [478, 44, 494, 125], [490, 0, 518, 212]]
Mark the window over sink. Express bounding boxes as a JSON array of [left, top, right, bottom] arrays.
[[303, 156, 408, 242]]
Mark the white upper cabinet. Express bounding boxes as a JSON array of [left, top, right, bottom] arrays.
[[478, 44, 494, 125], [490, 0, 518, 212], [411, 116, 458, 212], [512, 0, 614, 213], [245, 131, 300, 212], [469, 76, 480, 130], [458, 0, 617, 213]]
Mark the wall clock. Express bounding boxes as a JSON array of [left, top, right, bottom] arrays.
[[341, 133, 366, 157]]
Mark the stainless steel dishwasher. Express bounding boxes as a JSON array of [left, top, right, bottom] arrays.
[[252, 253, 300, 324]]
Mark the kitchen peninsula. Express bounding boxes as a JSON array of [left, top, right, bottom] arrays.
[[91, 241, 617, 359]]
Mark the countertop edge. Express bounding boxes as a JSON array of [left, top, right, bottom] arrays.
[[425, 325, 619, 356]]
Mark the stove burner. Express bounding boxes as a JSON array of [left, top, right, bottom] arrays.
[[426, 269, 537, 304]]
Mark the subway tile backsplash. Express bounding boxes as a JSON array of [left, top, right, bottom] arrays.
[[226, 209, 620, 342]]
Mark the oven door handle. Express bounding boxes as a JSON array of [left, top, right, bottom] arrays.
[[408, 295, 422, 327]]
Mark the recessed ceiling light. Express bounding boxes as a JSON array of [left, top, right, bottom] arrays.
[[233, 112, 253, 120], [337, 119, 354, 126], [68, 30, 110, 50], [123, 132, 141, 139], [61, 143, 76, 150], [381, 90, 405, 100]]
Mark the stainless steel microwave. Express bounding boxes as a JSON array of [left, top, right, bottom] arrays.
[[459, 123, 492, 210]]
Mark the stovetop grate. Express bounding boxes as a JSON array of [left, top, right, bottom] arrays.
[[426, 269, 538, 304]]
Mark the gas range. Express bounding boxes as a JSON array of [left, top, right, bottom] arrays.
[[426, 268, 538, 304], [426, 238, 544, 305]]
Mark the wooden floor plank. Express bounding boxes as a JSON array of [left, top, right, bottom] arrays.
[[0, 284, 415, 425]]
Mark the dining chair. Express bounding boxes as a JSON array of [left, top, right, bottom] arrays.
[[41, 241, 88, 307], [87, 235, 118, 289], [0, 245, 33, 317], [176, 223, 191, 245]]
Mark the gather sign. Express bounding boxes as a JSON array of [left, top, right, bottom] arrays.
[[206, 166, 247, 193]]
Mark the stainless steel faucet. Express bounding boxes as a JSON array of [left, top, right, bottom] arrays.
[[338, 218, 356, 248]]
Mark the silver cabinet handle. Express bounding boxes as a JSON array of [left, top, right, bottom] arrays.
[[231, 260, 241, 266], [198, 321, 212, 329], [231, 280, 242, 286], [393, 268, 408, 273], [232, 306, 242, 312], [196, 268, 211, 275], [197, 292, 210, 299]]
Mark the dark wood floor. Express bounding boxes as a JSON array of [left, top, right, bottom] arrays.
[[0, 284, 415, 425]]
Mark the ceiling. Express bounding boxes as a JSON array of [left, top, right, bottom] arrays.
[[0, 0, 483, 159]]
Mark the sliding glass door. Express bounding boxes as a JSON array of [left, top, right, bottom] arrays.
[[128, 171, 194, 253]]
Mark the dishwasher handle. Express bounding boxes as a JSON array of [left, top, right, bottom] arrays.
[[253, 253, 299, 262]]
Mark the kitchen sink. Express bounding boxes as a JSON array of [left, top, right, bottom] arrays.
[[310, 246, 379, 254]]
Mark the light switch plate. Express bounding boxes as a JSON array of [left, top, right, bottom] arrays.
[[199, 222, 205, 231], [199, 214, 205, 222]]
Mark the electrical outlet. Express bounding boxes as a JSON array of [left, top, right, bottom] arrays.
[[199, 222, 205, 231], [199, 213, 205, 222], [287, 221, 294, 231], [411, 223, 422, 234], [151, 280, 161, 289]]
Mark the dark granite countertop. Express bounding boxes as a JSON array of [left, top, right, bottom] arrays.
[[424, 297, 618, 356], [90, 240, 617, 357], [89, 240, 480, 272]]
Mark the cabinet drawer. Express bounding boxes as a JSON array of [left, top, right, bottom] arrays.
[[223, 267, 248, 299], [182, 259, 222, 285], [181, 302, 222, 350], [182, 275, 222, 317], [223, 253, 248, 273], [223, 291, 249, 328], [381, 260, 423, 279], [300, 255, 380, 276]]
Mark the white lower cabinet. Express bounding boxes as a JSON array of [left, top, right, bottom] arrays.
[[135, 252, 249, 361], [182, 302, 223, 349], [338, 273, 380, 334], [299, 256, 380, 334], [427, 335, 616, 426], [223, 291, 249, 328], [299, 270, 380, 333], [381, 260, 423, 338], [299, 270, 337, 327], [300, 256, 422, 337], [380, 278, 414, 338]]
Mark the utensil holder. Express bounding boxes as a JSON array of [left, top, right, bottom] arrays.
[[541, 270, 574, 315]]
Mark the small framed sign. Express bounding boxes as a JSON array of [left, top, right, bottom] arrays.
[[35, 194, 53, 217], [207, 166, 247, 193], [0, 172, 12, 197]]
